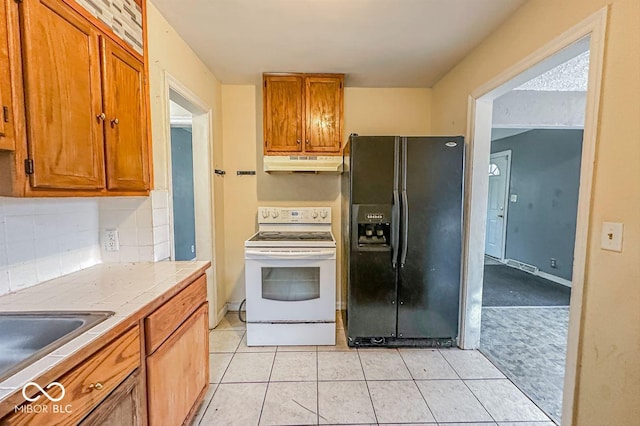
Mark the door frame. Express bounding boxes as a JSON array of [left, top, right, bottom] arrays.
[[163, 71, 220, 327], [458, 7, 607, 426]]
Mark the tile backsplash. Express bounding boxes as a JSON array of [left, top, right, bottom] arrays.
[[0, 198, 101, 296], [99, 190, 171, 263], [0, 191, 172, 297]]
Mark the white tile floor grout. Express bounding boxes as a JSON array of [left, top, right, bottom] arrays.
[[194, 312, 554, 426]]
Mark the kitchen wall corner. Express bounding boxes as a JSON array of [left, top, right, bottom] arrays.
[[151, 189, 171, 261], [98, 190, 170, 263]]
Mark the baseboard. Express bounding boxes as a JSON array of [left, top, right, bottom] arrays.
[[216, 304, 228, 323], [503, 258, 572, 288], [537, 270, 572, 288], [227, 301, 245, 312], [504, 258, 539, 274]]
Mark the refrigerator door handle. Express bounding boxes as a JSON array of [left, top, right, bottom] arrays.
[[391, 136, 401, 269], [391, 190, 400, 268], [400, 137, 408, 268], [400, 190, 409, 267]]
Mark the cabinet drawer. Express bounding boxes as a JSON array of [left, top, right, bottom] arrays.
[[6, 325, 140, 426], [145, 274, 207, 354]]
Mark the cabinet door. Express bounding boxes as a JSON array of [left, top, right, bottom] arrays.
[[264, 75, 303, 153], [20, 0, 105, 189], [102, 38, 150, 191], [79, 371, 143, 426], [0, 1, 14, 151], [146, 304, 208, 426], [305, 76, 343, 153]]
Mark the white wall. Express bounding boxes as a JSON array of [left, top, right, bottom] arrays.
[[0, 198, 100, 296]]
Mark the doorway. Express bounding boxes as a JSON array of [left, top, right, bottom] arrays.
[[485, 150, 511, 260], [165, 73, 218, 326], [170, 104, 197, 261], [459, 7, 607, 426], [480, 49, 587, 425]]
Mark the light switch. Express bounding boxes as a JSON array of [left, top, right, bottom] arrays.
[[510, 194, 518, 203], [601, 222, 623, 252]]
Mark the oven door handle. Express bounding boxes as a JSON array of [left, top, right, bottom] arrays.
[[245, 249, 335, 259]]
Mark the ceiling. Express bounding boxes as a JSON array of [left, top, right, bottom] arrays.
[[515, 51, 589, 91], [151, 0, 527, 87]]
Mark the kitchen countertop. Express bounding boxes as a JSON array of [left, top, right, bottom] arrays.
[[0, 261, 211, 407]]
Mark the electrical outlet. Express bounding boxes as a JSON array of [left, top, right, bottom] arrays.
[[104, 229, 119, 252], [550, 258, 557, 268]]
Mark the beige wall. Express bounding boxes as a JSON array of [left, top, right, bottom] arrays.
[[221, 86, 432, 305], [344, 88, 432, 136], [221, 85, 258, 304], [147, 3, 226, 319], [430, 0, 640, 424]]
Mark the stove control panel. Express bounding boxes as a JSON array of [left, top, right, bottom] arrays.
[[258, 207, 332, 224]]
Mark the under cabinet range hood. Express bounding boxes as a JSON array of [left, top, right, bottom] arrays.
[[263, 155, 344, 173]]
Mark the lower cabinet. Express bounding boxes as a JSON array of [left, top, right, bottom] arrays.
[[79, 371, 143, 426], [146, 304, 209, 426], [4, 326, 140, 426], [0, 272, 209, 425]]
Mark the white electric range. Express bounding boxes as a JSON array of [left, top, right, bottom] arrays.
[[244, 207, 336, 346]]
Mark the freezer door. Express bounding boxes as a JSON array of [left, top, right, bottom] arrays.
[[397, 136, 464, 339], [350, 136, 397, 204], [347, 136, 399, 339]]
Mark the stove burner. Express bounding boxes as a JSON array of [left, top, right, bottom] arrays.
[[249, 231, 333, 242]]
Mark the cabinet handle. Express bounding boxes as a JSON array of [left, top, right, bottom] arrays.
[[88, 382, 104, 391], [296, 140, 300, 145], [305, 140, 309, 145], [96, 113, 106, 121], [110, 118, 119, 127]]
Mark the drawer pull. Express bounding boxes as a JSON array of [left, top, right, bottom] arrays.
[[88, 382, 104, 391]]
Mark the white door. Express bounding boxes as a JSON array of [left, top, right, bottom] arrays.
[[485, 150, 511, 259]]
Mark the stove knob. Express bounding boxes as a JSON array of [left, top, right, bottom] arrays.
[[320, 210, 328, 219], [311, 210, 318, 219], [271, 209, 279, 218], [261, 209, 269, 218]]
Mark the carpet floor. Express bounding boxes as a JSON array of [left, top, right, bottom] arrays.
[[482, 264, 571, 307], [480, 306, 569, 424]]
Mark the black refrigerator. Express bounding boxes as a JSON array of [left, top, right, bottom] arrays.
[[341, 135, 464, 347]]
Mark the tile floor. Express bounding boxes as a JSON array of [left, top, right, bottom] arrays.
[[192, 312, 553, 426]]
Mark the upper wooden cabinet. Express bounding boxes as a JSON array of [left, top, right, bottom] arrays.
[[0, 0, 150, 196], [21, 0, 105, 190], [263, 73, 343, 155], [305, 76, 343, 153], [264, 75, 303, 153], [0, 0, 16, 151], [102, 38, 149, 192]]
